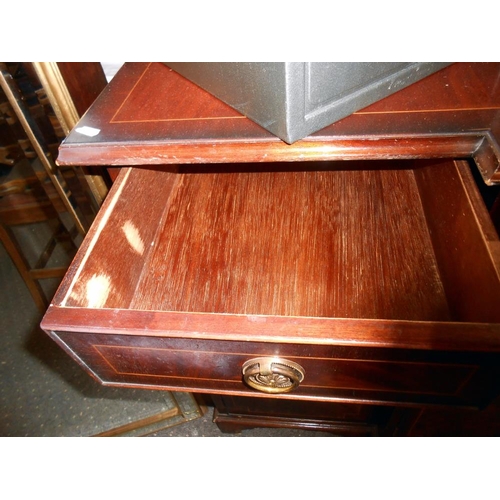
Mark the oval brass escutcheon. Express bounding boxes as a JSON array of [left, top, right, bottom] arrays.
[[242, 357, 305, 394]]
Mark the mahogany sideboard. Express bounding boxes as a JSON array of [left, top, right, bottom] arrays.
[[41, 63, 500, 436]]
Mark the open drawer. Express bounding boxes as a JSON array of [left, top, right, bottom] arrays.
[[41, 158, 500, 410]]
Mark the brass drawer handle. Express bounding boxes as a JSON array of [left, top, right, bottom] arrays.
[[242, 357, 305, 394]]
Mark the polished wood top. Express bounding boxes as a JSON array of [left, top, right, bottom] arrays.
[[57, 62, 500, 183]]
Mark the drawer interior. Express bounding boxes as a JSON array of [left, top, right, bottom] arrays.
[[57, 158, 500, 324]]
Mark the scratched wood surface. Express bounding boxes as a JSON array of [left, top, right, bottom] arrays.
[[53, 159, 500, 324], [131, 163, 448, 320]]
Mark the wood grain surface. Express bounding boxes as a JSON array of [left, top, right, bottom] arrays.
[[56, 63, 500, 183], [44, 158, 500, 353], [131, 164, 448, 320]]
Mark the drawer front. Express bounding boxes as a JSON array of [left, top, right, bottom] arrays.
[[51, 331, 499, 408]]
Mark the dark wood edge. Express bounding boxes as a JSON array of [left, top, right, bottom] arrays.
[[56, 134, 484, 166], [212, 410, 379, 435], [474, 132, 500, 184], [56, 133, 500, 184], [41, 306, 500, 352]]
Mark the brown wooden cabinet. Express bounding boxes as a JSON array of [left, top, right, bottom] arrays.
[[41, 63, 500, 436]]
